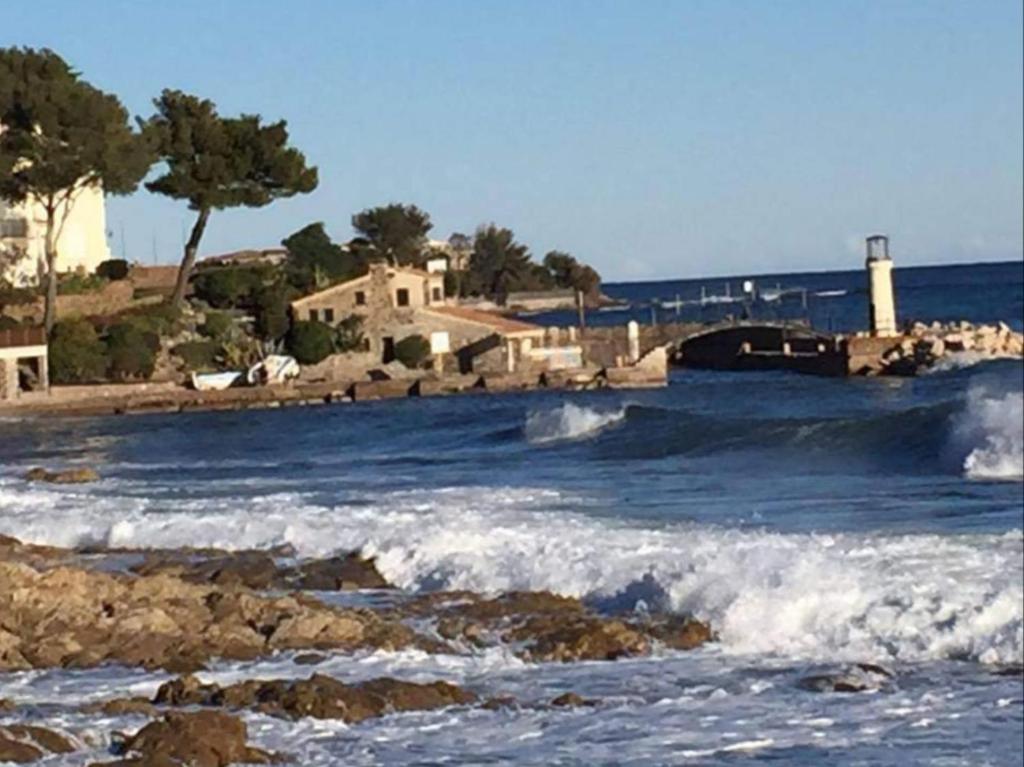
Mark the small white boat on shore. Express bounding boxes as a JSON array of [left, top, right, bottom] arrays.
[[190, 371, 243, 391]]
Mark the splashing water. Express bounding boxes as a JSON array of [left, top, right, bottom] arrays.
[[524, 402, 627, 444]]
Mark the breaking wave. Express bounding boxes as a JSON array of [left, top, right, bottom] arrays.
[[525, 403, 627, 444], [953, 387, 1024, 481]]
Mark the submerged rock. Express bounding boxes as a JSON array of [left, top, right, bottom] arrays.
[[23, 467, 99, 484], [90, 710, 280, 766], [153, 673, 477, 723], [798, 664, 895, 693]]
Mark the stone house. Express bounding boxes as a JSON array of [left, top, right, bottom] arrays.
[[290, 264, 549, 374], [0, 183, 111, 286]]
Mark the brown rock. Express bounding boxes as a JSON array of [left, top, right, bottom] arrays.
[[293, 652, 327, 666], [550, 692, 591, 707], [113, 711, 279, 766], [646, 616, 714, 650], [508, 616, 649, 662], [23, 467, 99, 484], [0, 724, 75, 763], [82, 697, 158, 717], [153, 673, 477, 724], [287, 554, 391, 591]]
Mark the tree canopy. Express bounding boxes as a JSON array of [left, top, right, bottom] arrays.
[[467, 225, 535, 298], [143, 89, 318, 306], [351, 203, 432, 267], [0, 47, 153, 329], [281, 222, 362, 291]]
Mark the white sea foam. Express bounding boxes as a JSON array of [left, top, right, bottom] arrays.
[[0, 480, 1020, 665], [524, 403, 626, 444], [927, 351, 1020, 373], [953, 387, 1024, 481]]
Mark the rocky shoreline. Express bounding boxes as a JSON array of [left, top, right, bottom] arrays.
[[0, 532, 713, 765]]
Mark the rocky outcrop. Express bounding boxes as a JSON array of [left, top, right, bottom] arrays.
[[798, 663, 895, 693], [398, 590, 712, 662], [22, 467, 100, 484], [153, 673, 477, 724], [89, 711, 280, 766], [0, 725, 75, 763], [0, 557, 417, 672], [130, 549, 391, 592]]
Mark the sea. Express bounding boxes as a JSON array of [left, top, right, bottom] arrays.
[[0, 260, 1021, 765]]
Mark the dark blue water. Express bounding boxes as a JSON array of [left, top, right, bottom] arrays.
[[525, 260, 1024, 333]]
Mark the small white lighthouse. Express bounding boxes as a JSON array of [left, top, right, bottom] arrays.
[[865, 234, 897, 337]]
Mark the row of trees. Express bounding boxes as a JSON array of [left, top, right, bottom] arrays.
[[277, 210, 602, 303], [0, 47, 317, 330]]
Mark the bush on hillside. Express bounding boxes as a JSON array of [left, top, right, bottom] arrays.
[[199, 311, 234, 340], [121, 302, 182, 336], [48, 318, 107, 384], [173, 340, 220, 372], [394, 334, 431, 369], [58, 271, 107, 295], [191, 267, 264, 309], [286, 320, 334, 365], [254, 285, 291, 341], [105, 322, 157, 381], [96, 259, 130, 281]]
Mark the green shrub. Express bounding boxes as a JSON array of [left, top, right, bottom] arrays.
[[191, 267, 264, 309], [394, 334, 431, 369], [58, 272, 107, 295], [0, 315, 22, 330], [254, 286, 291, 341], [122, 302, 182, 336], [96, 259, 130, 281], [334, 314, 365, 352], [49, 318, 107, 384], [173, 340, 220, 372], [199, 311, 234, 340], [286, 320, 334, 365], [105, 322, 157, 381]]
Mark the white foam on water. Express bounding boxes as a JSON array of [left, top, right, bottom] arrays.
[[952, 386, 1024, 481], [928, 351, 1020, 373], [1, 480, 1020, 665], [524, 403, 626, 444]]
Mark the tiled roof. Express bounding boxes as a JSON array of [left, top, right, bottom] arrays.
[[423, 306, 544, 336]]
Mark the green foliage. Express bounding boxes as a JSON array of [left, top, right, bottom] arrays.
[[467, 225, 535, 298], [105, 322, 157, 381], [48, 318, 107, 384], [254, 284, 292, 341], [121, 302, 182, 336], [286, 320, 335, 365], [191, 267, 264, 309], [394, 334, 431, 369], [96, 259, 130, 281], [217, 337, 261, 370], [199, 311, 234, 340], [282, 222, 362, 292], [0, 47, 154, 329], [333, 314, 365, 353], [57, 271, 107, 295], [172, 340, 220, 372], [543, 250, 601, 297], [0, 315, 22, 330], [351, 203, 432, 267]]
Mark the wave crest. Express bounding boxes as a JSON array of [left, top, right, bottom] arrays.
[[953, 387, 1023, 481], [525, 403, 626, 444]]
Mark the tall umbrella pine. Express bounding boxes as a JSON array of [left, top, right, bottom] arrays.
[[0, 47, 153, 331], [142, 90, 318, 308]]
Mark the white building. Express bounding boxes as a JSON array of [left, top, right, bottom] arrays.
[[0, 184, 111, 286]]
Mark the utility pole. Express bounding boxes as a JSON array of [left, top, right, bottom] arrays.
[[576, 289, 586, 331]]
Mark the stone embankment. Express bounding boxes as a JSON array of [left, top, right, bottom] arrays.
[[882, 321, 1023, 375]]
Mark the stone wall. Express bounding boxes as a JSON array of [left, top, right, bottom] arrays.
[[578, 322, 702, 368]]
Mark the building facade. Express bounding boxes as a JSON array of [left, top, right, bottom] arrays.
[[0, 184, 111, 286]]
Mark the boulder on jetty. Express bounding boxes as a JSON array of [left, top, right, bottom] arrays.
[[881, 320, 1023, 375], [23, 467, 99, 484], [89, 710, 280, 767], [153, 673, 477, 724]]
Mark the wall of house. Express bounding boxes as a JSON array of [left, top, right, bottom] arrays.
[[0, 183, 111, 286], [292, 266, 446, 325]]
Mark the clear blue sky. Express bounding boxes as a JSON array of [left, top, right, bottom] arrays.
[[6, 0, 1023, 280]]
